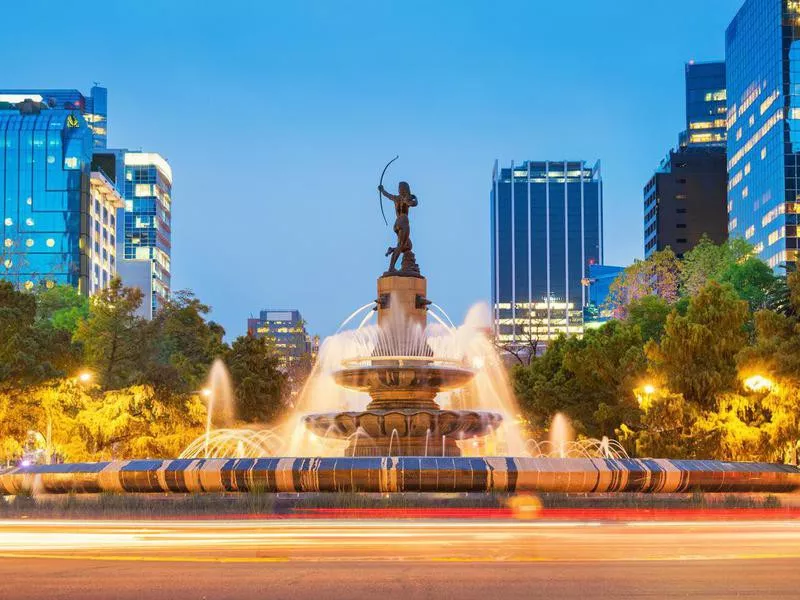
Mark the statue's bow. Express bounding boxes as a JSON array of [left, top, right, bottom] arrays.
[[378, 155, 399, 226]]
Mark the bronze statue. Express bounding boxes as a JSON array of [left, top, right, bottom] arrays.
[[379, 181, 419, 274]]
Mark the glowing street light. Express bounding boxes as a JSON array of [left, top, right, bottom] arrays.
[[201, 388, 212, 398], [636, 383, 657, 407], [77, 370, 93, 384], [744, 374, 775, 392]]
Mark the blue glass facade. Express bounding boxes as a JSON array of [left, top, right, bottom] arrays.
[[683, 61, 727, 148], [0, 87, 107, 149], [583, 264, 624, 328], [121, 153, 172, 316], [726, 0, 800, 269], [0, 102, 93, 292], [490, 160, 602, 345]]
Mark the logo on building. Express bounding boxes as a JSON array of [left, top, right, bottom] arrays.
[[66, 114, 80, 128]]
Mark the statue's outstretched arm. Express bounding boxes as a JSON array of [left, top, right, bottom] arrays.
[[378, 186, 399, 202]]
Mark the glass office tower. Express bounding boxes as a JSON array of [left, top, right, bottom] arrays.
[[121, 152, 172, 316], [490, 160, 602, 348], [726, 0, 800, 269], [682, 61, 727, 148], [0, 86, 107, 149], [0, 100, 94, 292]]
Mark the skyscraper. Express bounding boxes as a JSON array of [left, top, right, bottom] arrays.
[[0, 98, 104, 293], [644, 147, 729, 258], [645, 59, 729, 258], [120, 152, 173, 316], [682, 61, 728, 148], [0, 86, 108, 149], [490, 160, 603, 349], [726, 0, 800, 269]]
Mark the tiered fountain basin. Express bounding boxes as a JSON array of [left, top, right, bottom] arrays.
[[303, 356, 503, 456], [3, 457, 800, 495]]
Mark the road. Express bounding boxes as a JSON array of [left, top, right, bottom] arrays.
[[1, 518, 800, 599]]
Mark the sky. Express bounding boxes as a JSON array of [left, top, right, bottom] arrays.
[[0, 0, 743, 339]]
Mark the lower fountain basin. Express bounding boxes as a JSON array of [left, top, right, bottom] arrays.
[[303, 409, 503, 456]]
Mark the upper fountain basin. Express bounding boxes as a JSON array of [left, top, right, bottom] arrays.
[[332, 357, 476, 409]]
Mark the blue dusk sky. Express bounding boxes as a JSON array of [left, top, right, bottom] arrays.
[[1, 1, 741, 338]]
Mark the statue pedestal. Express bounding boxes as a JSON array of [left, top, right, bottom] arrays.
[[377, 274, 428, 331]]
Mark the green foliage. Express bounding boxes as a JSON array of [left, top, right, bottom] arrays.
[[680, 236, 753, 297], [648, 282, 748, 408], [73, 278, 145, 390], [34, 284, 89, 334], [514, 320, 646, 439], [0, 281, 79, 388], [141, 290, 226, 393], [626, 295, 670, 343], [225, 335, 286, 423]]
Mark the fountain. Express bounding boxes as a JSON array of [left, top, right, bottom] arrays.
[[301, 263, 502, 457], [2, 172, 800, 496]]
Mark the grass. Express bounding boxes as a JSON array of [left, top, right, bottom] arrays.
[[0, 490, 785, 519]]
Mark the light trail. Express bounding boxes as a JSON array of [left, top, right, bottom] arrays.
[[2, 518, 800, 564]]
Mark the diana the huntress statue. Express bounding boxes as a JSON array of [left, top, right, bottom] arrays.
[[378, 181, 420, 276]]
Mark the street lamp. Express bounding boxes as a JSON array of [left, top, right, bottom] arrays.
[[744, 374, 775, 392], [636, 383, 657, 407], [77, 370, 93, 384], [201, 388, 212, 397]]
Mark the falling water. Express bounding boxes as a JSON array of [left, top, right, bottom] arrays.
[[424, 428, 431, 456], [549, 413, 574, 459], [388, 429, 399, 456], [203, 359, 236, 458]]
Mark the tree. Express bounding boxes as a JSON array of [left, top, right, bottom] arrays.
[[680, 236, 753, 297], [225, 335, 286, 423], [513, 320, 646, 439], [0, 281, 78, 388], [34, 284, 90, 334], [626, 295, 671, 343], [647, 281, 748, 409], [141, 290, 226, 393], [73, 278, 145, 390], [607, 248, 682, 314]]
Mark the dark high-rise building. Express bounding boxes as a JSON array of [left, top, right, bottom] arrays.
[[645, 57, 729, 258], [726, 0, 800, 270], [682, 61, 727, 148], [644, 147, 729, 258], [247, 309, 315, 371], [490, 160, 603, 348]]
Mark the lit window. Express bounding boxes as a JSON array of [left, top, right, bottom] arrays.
[[135, 184, 152, 197], [64, 157, 78, 169], [24, 281, 33, 291], [736, 128, 742, 141], [743, 187, 749, 198], [744, 162, 751, 175], [25, 218, 34, 227], [3, 239, 11, 248], [745, 225, 755, 239], [46, 238, 55, 247], [4, 218, 11, 226], [729, 217, 738, 230], [761, 147, 767, 160], [768, 228, 785, 246], [25, 239, 33, 247]]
